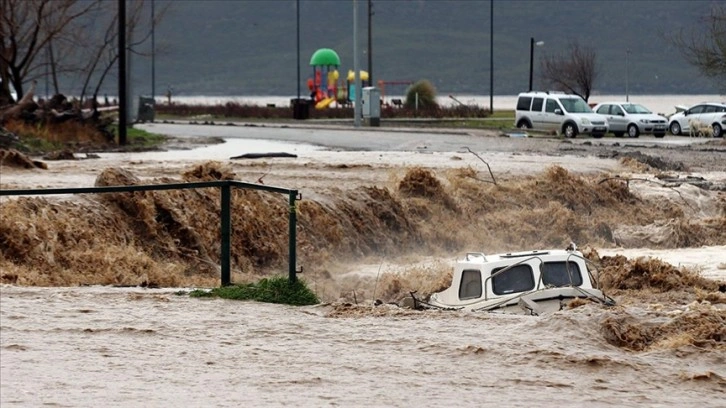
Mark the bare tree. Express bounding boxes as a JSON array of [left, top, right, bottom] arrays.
[[0, 0, 102, 104], [2, 0, 169, 110], [669, 4, 726, 93], [540, 41, 599, 102]]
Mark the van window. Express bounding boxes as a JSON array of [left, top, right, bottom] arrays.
[[559, 98, 592, 113], [541, 261, 583, 287], [531, 97, 544, 112], [545, 99, 559, 113], [516, 96, 532, 111], [459, 269, 482, 300], [491, 264, 535, 295]]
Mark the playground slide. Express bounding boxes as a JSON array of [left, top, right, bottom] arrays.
[[315, 97, 335, 110]]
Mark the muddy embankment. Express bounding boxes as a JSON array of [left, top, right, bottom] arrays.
[[1, 157, 724, 287]]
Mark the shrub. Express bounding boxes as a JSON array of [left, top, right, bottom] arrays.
[[405, 79, 438, 109], [189, 276, 319, 305]]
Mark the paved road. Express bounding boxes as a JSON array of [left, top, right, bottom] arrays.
[[137, 122, 718, 153]]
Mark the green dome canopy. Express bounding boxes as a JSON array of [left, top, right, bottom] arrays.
[[309, 48, 340, 66]]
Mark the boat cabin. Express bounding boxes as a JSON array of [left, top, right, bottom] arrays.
[[430, 249, 597, 308]]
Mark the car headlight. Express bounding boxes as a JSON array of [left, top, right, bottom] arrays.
[[639, 119, 650, 124], [580, 118, 591, 125]]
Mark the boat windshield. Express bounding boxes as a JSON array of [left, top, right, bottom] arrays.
[[541, 261, 583, 287], [559, 98, 592, 113], [491, 264, 535, 295], [622, 103, 652, 114]]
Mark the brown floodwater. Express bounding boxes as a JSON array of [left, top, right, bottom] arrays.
[[2, 133, 725, 406], [1, 285, 724, 407]]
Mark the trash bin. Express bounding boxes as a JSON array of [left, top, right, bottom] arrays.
[[137, 96, 155, 122], [291, 98, 310, 120]]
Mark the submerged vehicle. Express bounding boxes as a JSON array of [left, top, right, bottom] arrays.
[[418, 246, 614, 315]]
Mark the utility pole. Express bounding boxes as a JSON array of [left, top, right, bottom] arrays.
[[489, 0, 493, 112], [625, 49, 630, 102], [353, 0, 361, 127], [367, 0, 372, 85], [118, 0, 127, 145], [528, 37, 544, 92], [45, 46, 50, 99], [151, 0, 155, 103], [296, 0, 300, 100]]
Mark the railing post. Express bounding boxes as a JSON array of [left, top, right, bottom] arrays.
[[288, 190, 298, 282], [220, 183, 231, 286]]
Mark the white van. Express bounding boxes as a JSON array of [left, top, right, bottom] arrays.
[[515, 91, 608, 138]]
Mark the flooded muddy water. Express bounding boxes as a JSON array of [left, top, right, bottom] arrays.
[[1, 285, 724, 407], [2, 126, 725, 406]]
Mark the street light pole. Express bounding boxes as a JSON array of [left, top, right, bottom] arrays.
[[353, 0, 361, 127], [528, 37, 544, 92], [625, 49, 630, 102], [296, 0, 300, 100], [489, 0, 493, 112], [118, 0, 127, 146], [151, 0, 155, 104], [367, 0, 372, 85]]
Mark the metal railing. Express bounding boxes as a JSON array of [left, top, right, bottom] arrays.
[[0, 180, 301, 286]]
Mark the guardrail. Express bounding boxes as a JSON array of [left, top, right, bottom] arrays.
[[0, 180, 301, 286]]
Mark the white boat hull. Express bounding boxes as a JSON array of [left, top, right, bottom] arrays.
[[426, 287, 612, 315]]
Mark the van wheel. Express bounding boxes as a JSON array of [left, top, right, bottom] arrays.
[[627, 124, 640, 138], [517, 119, 532, 129], [563, 123, 578, 138]]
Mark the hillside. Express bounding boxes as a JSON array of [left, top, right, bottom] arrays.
[[124, 0, 719, 97]]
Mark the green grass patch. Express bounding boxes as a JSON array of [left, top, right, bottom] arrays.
[[113, 125, 168, 148], [18, 136, 65, 153], [490, 109, 515, 118], [188, 276, 319, 306]]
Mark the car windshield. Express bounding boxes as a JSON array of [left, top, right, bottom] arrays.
[[622, 104, 651, 114], [559, 98, 592, 113]]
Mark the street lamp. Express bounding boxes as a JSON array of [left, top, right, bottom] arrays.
[[528, 37, 544, 92], [625, 49, 631, 102]]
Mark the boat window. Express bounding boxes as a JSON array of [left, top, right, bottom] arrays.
[[459, 269, 482, 300], [542, 261, 583, 287], [491, 265, 535, 295]]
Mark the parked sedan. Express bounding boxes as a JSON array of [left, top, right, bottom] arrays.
[[593, 102, 668, 138], [668, 102, 726, 137]]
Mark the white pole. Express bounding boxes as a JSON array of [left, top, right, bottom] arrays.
[[353, 0, 361, 127], [625, 49, 630, 102]]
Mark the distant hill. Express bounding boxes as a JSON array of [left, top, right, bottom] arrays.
[[123, 0, 720, 98]]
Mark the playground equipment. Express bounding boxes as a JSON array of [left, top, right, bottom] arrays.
[[346, 69, 369, 105], [308, 48, 341, 110], [306, 48, 374, 109]]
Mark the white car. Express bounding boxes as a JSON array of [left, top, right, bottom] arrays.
[[668, 102, 726, 138], [593, 102, 668, 138], [515, 91, 608, 138]]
